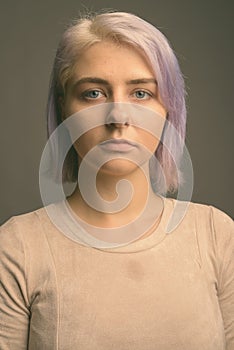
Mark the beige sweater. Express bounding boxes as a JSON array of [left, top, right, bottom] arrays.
[[0, 198, 233, 350]]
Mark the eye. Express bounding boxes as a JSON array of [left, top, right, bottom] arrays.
[[133, 90, 152, 100], [82, 89, 105, 99]]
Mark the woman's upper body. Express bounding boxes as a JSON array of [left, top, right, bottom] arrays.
[[0, 197, 233, 350], [1, 10, 233, 350]]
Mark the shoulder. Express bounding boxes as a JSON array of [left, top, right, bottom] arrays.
[[172, 199, 234, 265], [186, 200, 233, 235], [166, 197, 233, 252], [0, 206, 60, 308], [1, 206, 47, 232], [0, 205, 58, 285], [0, 206, 52, 253], [168, 198, 233, 230]]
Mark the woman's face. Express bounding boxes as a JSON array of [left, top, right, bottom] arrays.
[[62, 41, 167, 176]]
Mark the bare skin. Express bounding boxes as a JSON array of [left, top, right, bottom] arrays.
[[61, 41, 167, 240]]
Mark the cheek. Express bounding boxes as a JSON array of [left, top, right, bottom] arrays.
[[73, 138, 85, 159], [73, 135, 91, 159], [72, 128, 103, 159], [137, 129, 161, 154], [63, 96, 84, 118]]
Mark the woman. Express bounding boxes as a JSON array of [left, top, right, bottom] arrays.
[[0, 11, 233, 350]]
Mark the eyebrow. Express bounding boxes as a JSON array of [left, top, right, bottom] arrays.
[[72, 77, 157, 88]]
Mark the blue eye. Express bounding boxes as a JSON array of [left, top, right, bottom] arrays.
[[84, 90, 103, 99], [134, 90, 151, 99]]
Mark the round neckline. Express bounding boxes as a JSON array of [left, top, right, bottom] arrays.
[[44, 196, 175, 253], [101, 196, 173, 253]]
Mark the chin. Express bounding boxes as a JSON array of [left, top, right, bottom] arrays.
[[99, 159, 146, 177]]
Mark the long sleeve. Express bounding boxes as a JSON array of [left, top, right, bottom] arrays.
[[210, 206, 234, 350], [0, 217, 30, 349]]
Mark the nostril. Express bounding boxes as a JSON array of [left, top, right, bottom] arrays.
[[106, 121, 130, 129], [105, 103, 131, 126]]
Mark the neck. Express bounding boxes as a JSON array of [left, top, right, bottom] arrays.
[[66, 162, 163, 229]]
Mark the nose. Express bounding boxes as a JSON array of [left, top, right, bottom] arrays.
[[105, 103, 131, 128]]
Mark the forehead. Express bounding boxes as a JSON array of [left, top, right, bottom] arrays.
[[70, 41, 154, 81]]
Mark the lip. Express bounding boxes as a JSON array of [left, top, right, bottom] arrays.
[[99, 138, 138, 152]]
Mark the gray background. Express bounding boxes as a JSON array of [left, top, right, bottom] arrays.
[[0, 0, 233, 224]]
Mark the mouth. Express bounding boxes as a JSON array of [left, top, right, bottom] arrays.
[[99, 138, 138, 152]]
